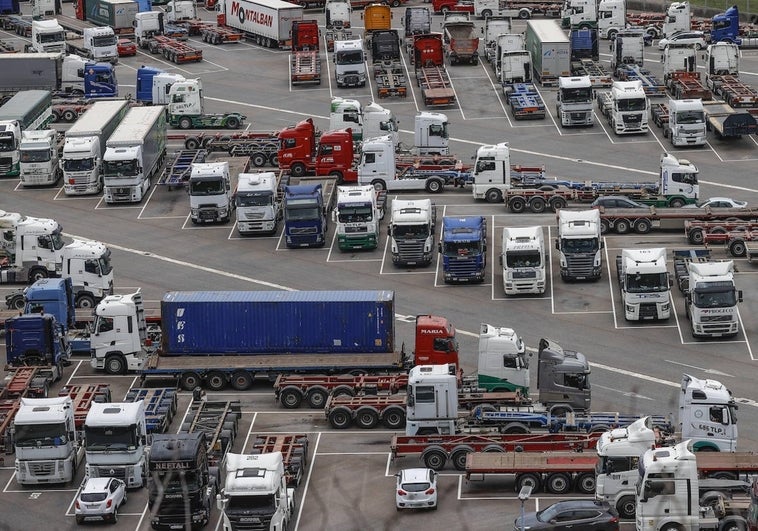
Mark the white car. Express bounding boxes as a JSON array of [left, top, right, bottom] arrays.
[[75, 477, 127, 524], [658, 31, 708, 50], [395, 468, 438, 510], [682, 197, 748, 209]]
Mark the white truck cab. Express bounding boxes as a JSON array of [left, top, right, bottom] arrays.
[[189, 161, 235, 224], [19, 129, 60, 186], [666, 98, 706, 147], [617, 247, 671, 321], [30, 19, 65, 53], [500, 226, 546, 295], [235, 172, 280, 235], [557, 75, 594, 127], [334, 39, 367, 88]]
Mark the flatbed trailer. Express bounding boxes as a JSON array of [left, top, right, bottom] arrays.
[[56, 14, 134, 38], [157, 149, 208, 189], [708, 75, 758, 108], [650, 102, 669, 128], [375, 63, 407, 98], [274, 373, 409, 409], [505, 83, 546, 120], [465, 451, 599, 493], [684, 219, 758, 245], [571, 59, 612, 88], [57, 384, 112, 430], [2, 15, 31, 38], [51, 100, 92, 123], [703, 101, 758, 138], [144, 35, 203, 64], [125, 387, 178, 433], [179, 400, 241, 466], [171, 131, 280, 165], [615, 64, 666, 97], [250, 434, 309, 486], [471, 408, 673, 434], [391, 432, 602, 471], [416, 65, 456, 107], [198, 24, 242, 44], [703, 229, 758, 258], [290, 50, 322, 85], [1, 366, 62, 399], [667, 72, 713, 101], [140, 349, 410, 390], [597, 205, 758, 235]]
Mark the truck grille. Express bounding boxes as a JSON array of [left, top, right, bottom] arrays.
[[199, 208, 218, 220], [345, 226, 367, 233], [289, 226, 316, 235], [565, 255, 596, 278], [344, 74, 360, 85], [639, 303, 658, 319], [90, 466, 126, 480], [228, 515, 273, 531], [513, 270, 537, 279], [446, 258, 481, 277], [0, 158, 12, 173], [242, 211, 265, 220], [110, 187, 133, 202], [21, 174, 51, 185], [395, 241, 427, 265], [25, 460, 56, 476], [702, 315, 733, 322], [623, 114, 642, 124]]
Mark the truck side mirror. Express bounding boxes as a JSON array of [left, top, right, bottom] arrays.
[[738, 290, 743, 303], [407, 394, 414, 406], [437, 242, 441, 253], [554, 239, 559, 250], [600, 240, 605, 249], [387, 226, 392, 236], [499, 254, 503, 266]]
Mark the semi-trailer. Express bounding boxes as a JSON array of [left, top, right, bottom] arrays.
[[0, 89, 53, 177], [61, 99, 129, 196], [215, 0, 303, 48], [598, 204, 758, 235], [412, 34, 456, 107], [525, 19, 570, 86], [102, 105, 167, 204]]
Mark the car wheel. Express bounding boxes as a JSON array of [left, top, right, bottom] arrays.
[[112, 506, 118, 523]]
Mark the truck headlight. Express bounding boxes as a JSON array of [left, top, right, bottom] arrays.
[[626, 304, 634, 313]]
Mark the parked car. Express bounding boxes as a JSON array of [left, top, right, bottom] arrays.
[[513, 499, 620, 530], [117, 38, 137, 57], [591, 195, 648, 209], [395, 468, 438, 510], [658, 30, 708, 50], [682, 197, 748, 209], [75, 477, 127, 524]]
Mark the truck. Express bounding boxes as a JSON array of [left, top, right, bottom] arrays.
[[325, 0, 351, 29], [482, 16, 511, 66], [601, 203, 758, 236], [703, 100, 758, 139], [500, 226, 545, 295], [12, 396, 83, 485], [596, 80, 649, 134], [334, 39, 367, 88], [127, 291, 461, 391], [442, 13, 479, 65], [65, 26, 118, 64], [556, 209, 603, 281], [147, 432, 218, 530], [84, 401, 148, 489], [189, 157, 249, 224], [388, 198, 437, 267], [403, 6, 431, 47], [217, 451, 297, 531], [0, 90, 53, 178], [662, 44, 712, 101], [277, 121, 354, 179], [290, 19, 321, 86], [0, 53, 118, 101], [332, 185, 386, 250], [5, 311, 70, 371], [412, 33, 456, 107], [28, 19, 65, 54], [132, 11, 189, 48], [495, 34, 532, 88], [662, 98, 706, 146], [525, 19, 570, 86], [216, 0, 303, 48], [556, 75, 593, 126], [78, 0, 138, 35], [472, 0, 531, 19], [704, 43, 758, 108], [673, 249, 742, 338], [610, 28, 644, 72], [370, 29, 406, 98], [61, 99, 129, 196], [329, 97, 399, 145], [102, 105, 167, 204], [469, 142, 546, 204], [615, 247, 671, 321], [635, 440, 753, 531], [283, 177, 336, 248], [18, 129, 62, 187], [569, 28, 611, 88], [362, 2, 392, 44], [235, 171, 283, 235], [0, 210, 64, 284], [166, 79, 245, 130], [438, 216, 486, 283]]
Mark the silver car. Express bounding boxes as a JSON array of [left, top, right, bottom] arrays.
[[75, 477, 127, 524]]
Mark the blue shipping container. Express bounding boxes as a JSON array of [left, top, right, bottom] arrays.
[[160, 290, 395, 355]]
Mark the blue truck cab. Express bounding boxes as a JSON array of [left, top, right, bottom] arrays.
[[283, 181, 334, 248], [5, 313, 71, 368], [710, 5, 741, 45], [24, 277, 76, 331], [438, 216, 487, 283]]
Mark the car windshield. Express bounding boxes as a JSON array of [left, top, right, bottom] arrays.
[[537, 504, 563, 522], [401, 481, 430, 493]]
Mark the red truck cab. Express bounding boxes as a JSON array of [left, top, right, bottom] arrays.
[[413, 33, 445, 67], [414, 315, 459, 368], [292, 19, 320, 51], [277, 118, 318, 177], [315, 129, 356, 183]]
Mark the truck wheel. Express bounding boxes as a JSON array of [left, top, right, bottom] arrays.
[[668, 198, 685, 208], [180, 372, 202, 391], [485, 189, 502, 203], [546, 473, 571, 495], [718, 518, 747, 531], [226, 117, 240, 129], [528, 197, 546, 213], [63, 109, 78, 122], [305, 388, 329, 409], [355, 408, 379, 429], [508, 197, 526, 213], [205, 371, 227, 391], [371, 179, 387, 191], [518, 9, 530, 18], [687, 228, 704, 245], [230, 371, 253, 391], [331, 385, 355, 398], [328, 407, 352, 429], [76, 293, 96, 309], [422, 449, 447, 470], [290, 162, 306, 177], [729, 239, 746, 257], [185, 138, 201, 150], [390, 0, 400, 6], [614, 219, 631, 234], [104, 355, 126, 375], [329, 171, 344, 184], [634, 219, 652, 234], [251, 153, 267, 167], [575, 472, 596, 494], [382, 407, 405, 429], [8, 293, 25, 310], [268, 153, 278, 167], [549, 197, 567, 211], [616, 495, 636, 519], [28, 268, 49, 283], [179, 117, 193, 130], [451, 448, 472, 471], [280, 387, 303, 409], [425, 179, 443, 193], [607, 29, 618, 41], [481, 9, 492, 17], [515, 473, 541, 493]]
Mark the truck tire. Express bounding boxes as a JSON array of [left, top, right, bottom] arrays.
[[600, 218, 610, 234], [616, 495, 636, 519], [205, 371, 227, 391], [63, 109, 78, 122], [508, 197, 526, 213], [381, 407, 405, 429], [518, 9, 530, 18], [515, 473, 541, 493], [485, 188, 502, 203], [481, 9, 492, 17], [230, 371, 253, 391], [607, 29, 618, 41], [251, 152, 267, 167], [668, 197, 685, 208], [729, 239, 747, 257], [290, 162, 306, 177], [328, 407, 352, 429], [7, 292, 25, 310], [718, 517, 747, 531], [51, 109, 61, 123], [104, 355, 126, 375], [28, 268, 49, 283], [225, 116, 240, 129], [614, 219, 631, 234], [546, 473, 571, 494], [634, 219, 652, 234], [179, 117, 193, 130], [185, 137, 201, 150], [180, 371, 202, 391], [549, 197, 567, 211], [371, 179, 387, 191], [422, 448, 447, 470], [687, 227, 704, 245], [332, 385, 355, 398], [305, 387, 329, 409], [425, 179, 443, 193], [76, 293, 96, 309], [268, 153, 278, 167], [355, 407, 379, 429], [280, 387, 303, 409], [528, 197, 546, 213], [451, 446, 474, 470], [575, 472, 596, 494]]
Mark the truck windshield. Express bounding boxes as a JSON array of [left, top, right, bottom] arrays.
[[561, 238, 597, 253], [84, 426, 138, 451], [674, 111, 704, 124], [39, 31, 65, 43], [626, 272, 668, 293], [338, 204, 372, 222], [336, 50, 364, 64], [693, 286, 737, 308], [97, 250, 113, 275], [442, 241, 480, 256], [103, 160, 138, 177], [506, 250, 541, 268], [285, 204, 320, 221], [63, 158, 95, 172], [14, 422, 67, 447], [561, 87, 593, 103], [236, 192, 272, 207], [151, 470, 201, 492], [190, 179, 224, 195], [617, 98, 647, 112], [20, 149, 51, 163], [380, 118, 399, 132], [393, 224, 429, 239], [226, 494, 276, 511], [93, 35, 117, 47]]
